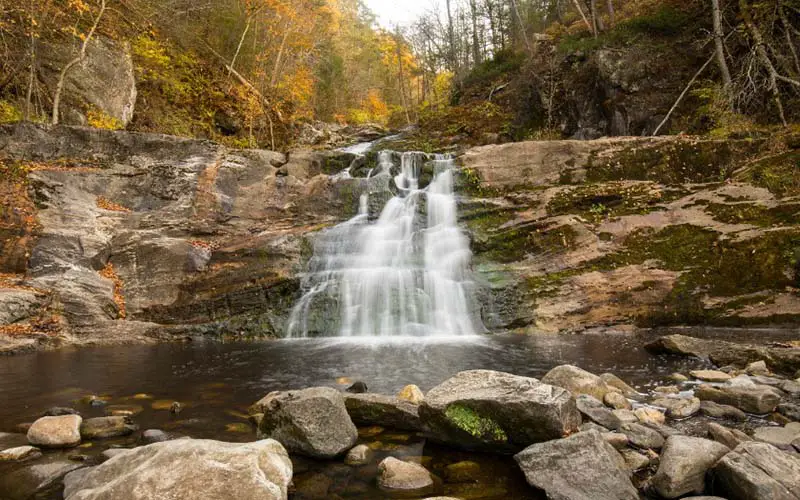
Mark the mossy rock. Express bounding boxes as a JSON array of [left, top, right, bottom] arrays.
[[444, 404, 508, 443]]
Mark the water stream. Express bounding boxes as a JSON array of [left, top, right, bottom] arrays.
[[287, 151, 483, 338]]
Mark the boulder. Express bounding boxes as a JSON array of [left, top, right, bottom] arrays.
[[0, 457, 85, 500], [713, 442, 800, 500], [576, 395, 622, 429], [613, 409, 640, 425], [778, 402, 800, 422], [620, 423, 665, 450], [746, 360, 770, 376], [652, 396, 701, 419], [604, 391, 631, 410], [344, 393, 424, 431], [599, 373, 639, 397], [753, 423, 800, 451], [695, 384, 780, 414], [419, 370, 581, 452], [541, 365, 611, 400], [377, 457, 436, 497], [514, 431, 638, 500], [619, 448, 650, 471], [256, 387, 357, 458], [634, 407, 666, 425], [80, 417, 138, 439], [345, 381, 368, 393], [652, 435, 730, 498], [0, 445, 41, 462], [344, 444, 373, 466], [398, 384, 425, 404], [699, 401, 747, 421], [646, 334, 800, 376], [63, 439, 292, 500], [690, 370, 732, 383], [707, 422, 752, 449], [603, 432, 629, 449], [27, 415, 82, 448]]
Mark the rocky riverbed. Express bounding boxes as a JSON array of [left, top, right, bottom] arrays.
[[1, 333, 799, 499]]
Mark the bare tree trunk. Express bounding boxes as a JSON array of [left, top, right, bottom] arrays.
[[739, 0, 797, 126], [469, 0, 482, 64], [511, 0, 532, 53], [229, 16, 252, 80], [606, 0, 615, 26], [25, 32, 35, 121], [446, 0, 457, 71], [711, 0, 733, 102], [395, 29, 412, 126], [590, 0, 605, 32], [270, 21, 293, 87], [571, 0, 595, 35], [51, 0, 107, 125], [653, 53, 716, 136], [779, 2, 800, 76]]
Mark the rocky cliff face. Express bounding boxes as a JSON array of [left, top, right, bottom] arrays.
[[459, 135, 800, 332], [1, 124, 798, 351]]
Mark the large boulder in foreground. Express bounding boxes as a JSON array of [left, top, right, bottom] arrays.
[[256, 387, 357, 458], [646, 334, 800, 376], [419, 370, 581, 453], [344, 393, 424, 431], [27, 415, 82, 448], [514, 430, 638, 500], [652, 435, 730, 498], [63, 439, 292, 500], [712, 442, 800, 500]]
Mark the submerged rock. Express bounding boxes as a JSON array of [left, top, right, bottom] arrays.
[[256, 387, 357, 458], [419, 370, 580, 452], [344, 444, 373, 466], [80, 417, 138, 440], [63, 439, 292, 500], [652, 435, 730, 498], [377, 457, 436, 497], [344, 393, 424, 431], [27, 415, 82, 448], [444, 460, 481, 483], [514, 430, 638, 500], [713, 442, 800, 500]]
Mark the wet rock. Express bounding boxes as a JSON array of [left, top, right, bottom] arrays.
[[80, 417, 138, 440], [619, 448, 650, 471], [690, 370, 732, 383], [778, 402, 800, 422], [0, 456, 85, 500], [0, 445, 41, 462], [293, 472, 332, 498], [604, 392, 631, 410], [670, 373, 689, 382], [256, 387, 357, 459], [104, 404, 144, 417], [753, 423, 800, 451], [101, 449, 130, 460], [345, 381, 368, 394], [344, 444, 373, 466], [444, 460, 480, 483], [377, 457, 435, 497], [634, 407, 666, 425], [707, 422, 752, 449], [514, 431, 638, 500], [419, 370, 580, 452], [43, 407, 80, 417], [654, 385, 680, 394], [170, 402, 183, 414], [652, 396, 701, 419], [620, 423, 665, 450], [397, 384, 424, 404], [613, 409, 640, 425], [713, 442, 800, 500], [652, 435, 730, 498], [747, 360, 770, 376], [599, 373, 639, 397], [344, 393, 424, 431], [695, 383, 780, 414], [542, 364, 612, 400], [27, 415, 82, 448], [577, 395, 622, 429], [140, 429, 171, 444], [645, 334, 800, 377], [699, 401, 747, 421], [63, 439, 292, 500]]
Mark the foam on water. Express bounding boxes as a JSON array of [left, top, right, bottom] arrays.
[[287, 151, 484, 338]]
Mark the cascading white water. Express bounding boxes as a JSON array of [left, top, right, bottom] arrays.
[[286, 151, 483, 338]]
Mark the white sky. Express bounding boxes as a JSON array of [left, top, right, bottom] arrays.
[[364, 0, 438, 28]]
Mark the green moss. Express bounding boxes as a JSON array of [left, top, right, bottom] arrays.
[[547, 182, 672, 222], [704, 202, 800, 227], [444, 404, 507, 443], [472, 221, 578, 263], [741, 150, 800, 198], [586, 141, 759, 185]]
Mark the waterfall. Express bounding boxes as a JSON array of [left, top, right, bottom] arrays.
[[286, 151, 484, 338]]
